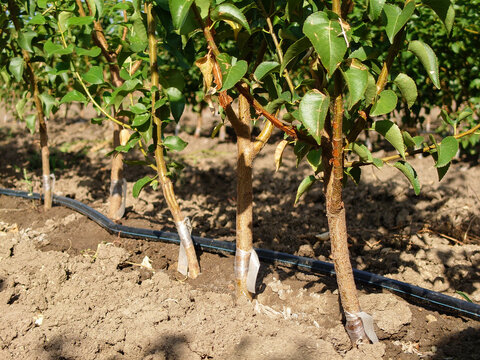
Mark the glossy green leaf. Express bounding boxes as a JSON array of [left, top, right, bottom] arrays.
[[220, 60, 248, 91], [130, 103, 148, 114], [303, 11, 347, 75], [307, 148, 323, 173], [16, 97, 28, 120], [18, 30, 37, 52], [298, 90, 330, 145], [133, 175, 154, 198], [408, 40, 440, 89], [60, 90, 87, 104], [29, 14, 46, 25], [383, 2, 415, 43], [39, 93, 57, 118], [372, 158, 384, 168], [44, 40, 74, 55], [402, 131, 416, 148], [254, 61, 280, 82], [76, 46, 101, 57], [129, 12, 148, 52], [342, 60, 368, 109], [422, 0, 455, 34], [281, 37, 311, 73], [164, 135, 188, 151], [368, 0, 386, 21], [58, 11, 72, 33], [457, 108, 473, 121], [166, 87, 186, 122], [25, 114, 36, 134], [211, 3, 251, 34], [394, 161, 420, 195], [169, 0, 194, 30], [372, 119, 405, 159], [370, 90, 397, 116], [345, 167, 361, 185], [82, 66, 104, 84], [9, 57, 24, 82], [349, 142, 373, 163], [364, 72, 376, 106], [295, 175, 317, 205], [436, 136, 458, 168], [66, 16, 94, 27], [132, 113, 150, 127], [394, 73, 417, 109]]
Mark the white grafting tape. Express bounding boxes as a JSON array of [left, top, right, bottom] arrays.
[[234, 248, 260, 293], [42, 174, 55, 202], [176, 217, 193, 276], [345, 311, 379, 344]]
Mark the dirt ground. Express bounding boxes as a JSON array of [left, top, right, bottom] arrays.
[[0, 105, 480, 359]]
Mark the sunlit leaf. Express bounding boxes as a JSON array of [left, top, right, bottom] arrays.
[[163, 135, 188, 151], [372, 119, 405, 159], [383, 2, 415, 43], [303, 11, 347, 75], [436, 136, 458, 168], [220, 60, 247, 91], [422, 0, 455, 34], [394, 161, 420, 195], [82, 66, 104, 84], [169, 0, 194, 30], [298, 90, 329, 145], [281, 37, 310, 73], [342, 60, 368, 109], [211, 3, 251, 34], [408, 40, 440, 89], [370, 90, 397, 116], [295, 175, 317, 204], [368, 0, 386, 21], [60, 90, 87, 104], [254, 61, 280, 82], [133, 175, 154, 198], [9, 57, 24, 82], [394, 73, 417, 109]]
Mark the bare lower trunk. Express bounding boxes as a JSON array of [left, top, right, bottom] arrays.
[[233, 91, 254, 299], [146, 2, 200, 279], [324, 75, 367, 344], [194, 114, 202, 138], [108, 122, 124, 220]]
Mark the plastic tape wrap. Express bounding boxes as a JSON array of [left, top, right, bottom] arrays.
[[176, 217, 193, 276], [345, 311, 379, 344], [234, 248, 260, 293], [42, 174, 55, 201], [109, 178, 127, 220]]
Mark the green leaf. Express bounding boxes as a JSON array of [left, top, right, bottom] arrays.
[[28, 14, 46, 25], [66, 16, 94, 27], [408, 40, 440, 89], [342, 60, 368, 109], [368, 0, 386, 21], [364, 72, 376, 106], [130, 11, 148, 52], [132, 113, 150, 127], [93, 0, 105, 18], [394, 161, 420, 195], [76, 46, 101, 57], [345, 167, 361, 185], [254, 61, 280, 82], [16, 97, 28, 120], [349, 142, 373, 163], [211, 3, 251, 34], [303, 11, 347, 75], [370, 90, 397, 116], [166, 87, 186, 122], [383, 2, 415, 43], [221, 60, 248, 91], [163, 135, 188, 151], [372, 158, 384, 168], [18, 30, 37, 52], [436, 136, 458, 168], [457, 108, 473, 122], [295, 175, 317, 205], [298, 90, 330, 145], [281, 37, 311, 73], [44, 40, 74, 55], [294, 141, 312, 166], [58, 11, 73, 33], [394, 73, 417, 109], [422, 0, 455, 35], [9, 57, 24, 82], [169, 0, 194, 30], [39, 93, 58, 118], [25, 114, 36, 134], [307, 148, 323, 172], [130, 103, 148, 114], [82, 66, 104, 84], [372, 119, 405, 159], [133, 176, 154, 198], [436, 162, 450, 181], [402, 131, 416, 148], [60, 90, 87, 104]]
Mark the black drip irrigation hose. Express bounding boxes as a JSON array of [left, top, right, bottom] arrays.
[[1, 187, 480, 320]]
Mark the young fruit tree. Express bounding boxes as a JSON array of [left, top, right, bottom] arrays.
[[170, 0, 479, 344]]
